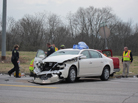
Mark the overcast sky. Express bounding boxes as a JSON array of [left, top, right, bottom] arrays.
[[0, 0, 138, 24]]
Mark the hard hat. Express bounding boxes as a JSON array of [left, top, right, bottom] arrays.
[[60, 45, 65, 49]]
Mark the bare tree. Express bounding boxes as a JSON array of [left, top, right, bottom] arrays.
[[0, 7, 137, 55], [67, 6, 117, 49]]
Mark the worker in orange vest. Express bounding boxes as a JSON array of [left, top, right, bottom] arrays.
[[52, 44, 58, 52], [122, 47, 133, 78]]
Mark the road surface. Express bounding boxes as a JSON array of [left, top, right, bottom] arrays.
[[0, 74, 138, 103]]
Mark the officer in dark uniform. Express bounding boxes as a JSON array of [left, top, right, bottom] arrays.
[[8, 45, 20, 78], [46, 43, 55, 57]]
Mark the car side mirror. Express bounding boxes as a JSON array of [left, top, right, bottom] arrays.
[[80, 56, 86, 59], [39, 55, 45, 58]]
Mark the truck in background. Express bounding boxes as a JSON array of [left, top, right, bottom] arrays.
[[97, 49, 120, 76]]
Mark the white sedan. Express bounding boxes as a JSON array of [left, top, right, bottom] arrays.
[[33, 49, 114, 84]]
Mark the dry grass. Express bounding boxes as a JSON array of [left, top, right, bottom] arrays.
[[0, 51, 138, 75], [0, 51, 36, 74], [115, 56, 138, 76]]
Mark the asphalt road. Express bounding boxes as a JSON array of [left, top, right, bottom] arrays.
[[0, 74, 138, 103]]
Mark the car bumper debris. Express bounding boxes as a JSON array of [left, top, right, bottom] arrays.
[[33, 74, 60, 84]]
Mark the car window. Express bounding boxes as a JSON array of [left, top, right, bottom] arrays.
[[102, 51, 111, 57], [89, 51, 102, 58], [49, 50, 80, 57], [81, 51, 90, 59], [36, 49, 46, 58]]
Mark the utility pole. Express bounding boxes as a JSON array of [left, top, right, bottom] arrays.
[[100, 22, 110, 49], [1, 0, 7, 60], [103, 22, 108, 49]]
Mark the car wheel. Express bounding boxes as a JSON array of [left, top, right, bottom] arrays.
[[100, 66, 110, 81], [67, 66, 77, 83]]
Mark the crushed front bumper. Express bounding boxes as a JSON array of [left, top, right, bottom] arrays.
[[33, 74, 60, 84]]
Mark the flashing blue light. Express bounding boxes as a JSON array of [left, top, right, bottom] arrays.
[[73, 42, 89, 50]]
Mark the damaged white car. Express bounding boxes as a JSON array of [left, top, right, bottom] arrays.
[[33, 49, 114, 84]]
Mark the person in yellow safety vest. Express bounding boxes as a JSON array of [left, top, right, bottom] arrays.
[[122, 47, 133, 78], [52, 44, 58, 52], [29, 59, 34, 77]]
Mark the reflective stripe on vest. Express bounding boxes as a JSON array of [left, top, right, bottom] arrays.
[[30, 64, 34, 67], [123, 50, 131, 61]]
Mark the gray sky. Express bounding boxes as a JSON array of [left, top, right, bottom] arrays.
[[0, 0, 138, 23]]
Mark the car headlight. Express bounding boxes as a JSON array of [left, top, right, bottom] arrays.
[[57, 63, 66, 69], [36, 61, 42, 66], [37, 62, 41, 67], [36, 61, 44, 70], [57, 64, 66, 68], [34, 67, 41, 74]]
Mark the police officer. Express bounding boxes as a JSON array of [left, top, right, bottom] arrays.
[[8, 45, 20, 78], [46, 43, 55, 57]]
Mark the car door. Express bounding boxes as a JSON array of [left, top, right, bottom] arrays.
[[89, 50, 104, 75], [79, 50, 92, 76], [34, 49, 46, 67]]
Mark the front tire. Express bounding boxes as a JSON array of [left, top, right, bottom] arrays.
[[67, 66, 77, 83], [100, 66, 110, 81]]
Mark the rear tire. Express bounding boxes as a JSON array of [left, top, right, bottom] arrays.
[[100, 66, 110, 81], [67, 66, 77, 83]]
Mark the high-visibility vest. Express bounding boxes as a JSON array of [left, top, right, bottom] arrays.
[[55, 47, 58, 51], [123, 50, 131, 61], [29, 59, 34, 71]]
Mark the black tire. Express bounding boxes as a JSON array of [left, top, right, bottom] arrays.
[[100, 66, 110, 81], [67, 66, 77, 83]]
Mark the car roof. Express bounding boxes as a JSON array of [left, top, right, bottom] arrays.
[[58, 48, 97, 52], [58, 48, 80, 51]]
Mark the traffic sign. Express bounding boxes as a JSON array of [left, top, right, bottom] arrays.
[[99, 26, 110, 39]]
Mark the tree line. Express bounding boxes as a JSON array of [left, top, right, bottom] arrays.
[[0, 6, 138, 55]]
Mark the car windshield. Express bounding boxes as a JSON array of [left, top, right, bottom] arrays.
[[49, 50, 80, 57]]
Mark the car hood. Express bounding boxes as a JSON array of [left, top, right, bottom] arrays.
[[43, 55, 80, 63]]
